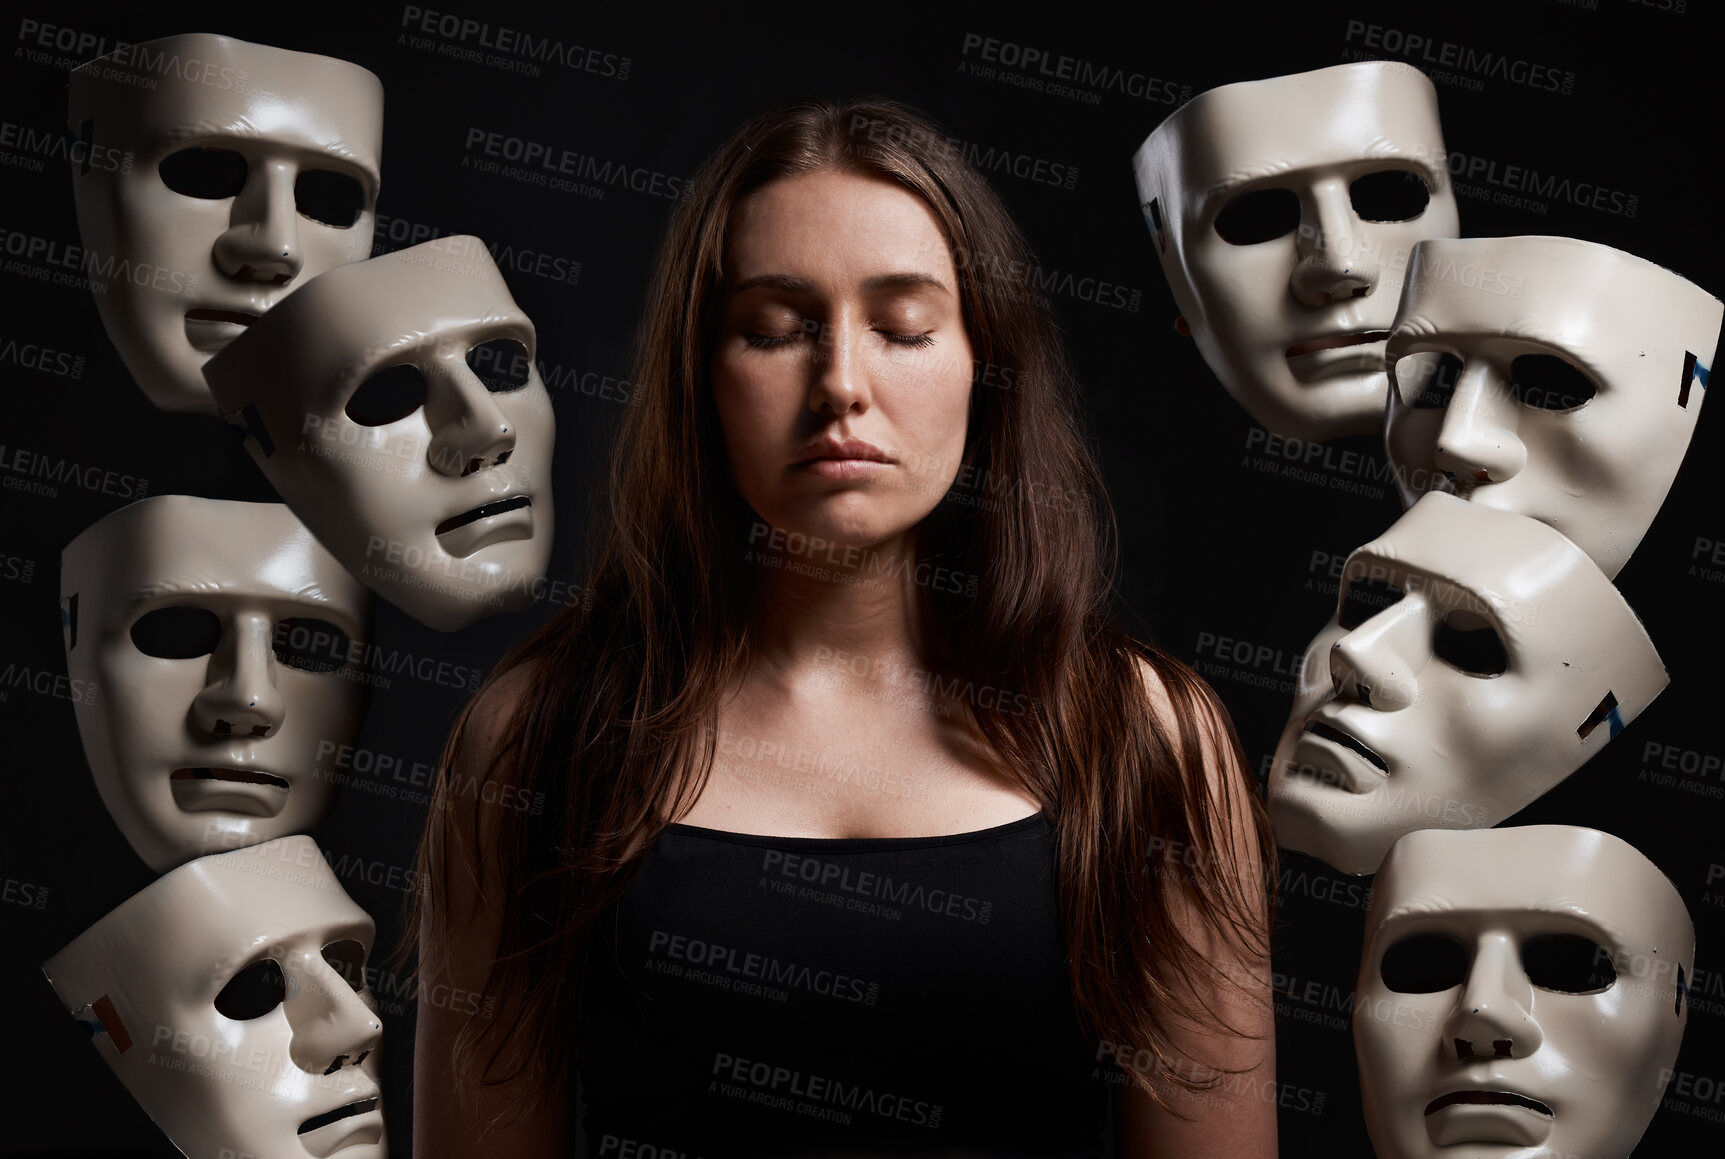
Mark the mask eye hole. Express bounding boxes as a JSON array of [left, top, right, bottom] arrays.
[[294, 169, 366, 228], [321, 939, 369, 992], [1338, 577, 1404, 630], [1349, 169, 1431, 222], [1394, 352, 1463, 410], [272, 618, 353, 674], [159, 146, 247, 199], [1381, 932, 1471, 993], [1433, 610, 1508, 677], [1510, 353, 1597, 412], [345, 364, 428, 426], [1522, 933, 1616, 993], [130, 606, 222, 659], [466, 338, 534, 393], [1213, 188, 1300, 246], [214, 958, 288, 1020]]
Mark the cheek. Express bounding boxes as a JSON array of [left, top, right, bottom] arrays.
[[299, 213, 374, 275], [1187, 241, 1296, 331], [710, 361, 783, 466], [118, 179, 228, 269]]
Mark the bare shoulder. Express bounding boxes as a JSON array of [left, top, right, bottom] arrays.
[[1128, 648, 1233, 756], [455, 656, 545, 769]]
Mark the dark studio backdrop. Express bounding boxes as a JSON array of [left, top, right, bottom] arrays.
[[2, 1, 1720, 1154]]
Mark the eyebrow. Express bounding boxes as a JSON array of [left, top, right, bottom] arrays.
[[1346, 557, 1502, 630], [1378, 897, 1631, 960], [1204, 145, 1445, 206], [729, 271, 951, 296]]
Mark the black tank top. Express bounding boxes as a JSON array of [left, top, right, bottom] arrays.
[[575, 811, 1112, 1158]]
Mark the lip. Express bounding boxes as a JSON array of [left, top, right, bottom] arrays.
[[298, 1094, 384, 1158], [1423, 1089, 1554, 1148], [169, 766, 291, 817], [183, 307, 263, 353], [791, 436, 893, 468], [1285, 330, 1390, 382], [433, 494, 533, 559], [1286, 718, 1389, 793]]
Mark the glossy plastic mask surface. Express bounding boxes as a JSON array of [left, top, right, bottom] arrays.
[[1268, 492, 1665, 876], [1385, 235, 1722, 578], [1355, 826, 1692, 1159], [1134, 60, 1459, 440], [69, 33, 383, 412], [61, 496, 370, 872], [43, 835, 387, 1159], [202, 237, 556, 631]]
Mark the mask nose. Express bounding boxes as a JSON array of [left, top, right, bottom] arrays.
[[189, 613, 285, 739], [1445, 933, 1544, 1061], [1290, 182, 1380, 307], [211, 158, 304, 285], [1432, 360, 1528, 487], [282, 947, 383, 1076], [424, 358, 519, 478], [1329, 598, 1426, 711]]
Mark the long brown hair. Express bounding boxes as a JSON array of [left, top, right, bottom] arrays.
[[410, 96, 1275, 1121]]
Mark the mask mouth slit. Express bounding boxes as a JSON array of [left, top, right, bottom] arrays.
[[435, 495, 531, 536], [1284, 330, 1391, 358], [185, 308, 262, 326], [299, 1096, 380, 1134], [1424, 1091, 1553, 1117], [171, 767, 290, 790], [1303, 720, 1388, 773]]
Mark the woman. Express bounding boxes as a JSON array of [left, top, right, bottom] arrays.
[[412, 97, 1277, 1158]]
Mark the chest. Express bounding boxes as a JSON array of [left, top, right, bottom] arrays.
[[677, 691, 1040, 838]]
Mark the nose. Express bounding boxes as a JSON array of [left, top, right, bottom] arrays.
[[211, 158, 305, 286], [189, 613, 286, 739], [282, 949, 384, 1075], [1290, 180, 1379, 307], [806, 317, 869, 416], [1432, 361, 1527, 486], [1445, 933, 1544, 1061], [1329, 597, 1426, 711], [424, 359, 518, 478]]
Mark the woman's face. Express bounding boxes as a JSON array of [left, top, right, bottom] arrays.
[[711, 168, 975, 552]]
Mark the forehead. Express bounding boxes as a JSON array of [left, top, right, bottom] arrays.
[[64, 498, 364, 624], [1372, 827, 1685, 952], [51, 838, 371, 1002], [148, 847, 372, 985], [1351, 492, 1598, 618], [1397, 237, 1723, 366], [206, 239, 527, 397], [726, 170, 956, 281], [70, 34, 383, 176], [1146, 62, 1444, 211]]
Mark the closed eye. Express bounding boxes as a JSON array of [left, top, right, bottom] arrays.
[[744, 332, 801, 349], [877, 330, 935, 348]]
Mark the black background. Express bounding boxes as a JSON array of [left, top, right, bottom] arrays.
[[3, 1, 1721, 1154]]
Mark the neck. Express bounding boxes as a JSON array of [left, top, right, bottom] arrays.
[[741, 527, 935, 687]]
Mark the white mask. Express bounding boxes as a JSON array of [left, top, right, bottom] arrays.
[[69, 33, 383, 412], [43, 835, 387, 1159], [1133, 61, 1460, 441], [202, 237, 557, 632], [61, 495, 371, 873], [1268, 492, 1666, 876], [1385, 235, 1722, 578], [1356, 825, 1693, 1159]]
